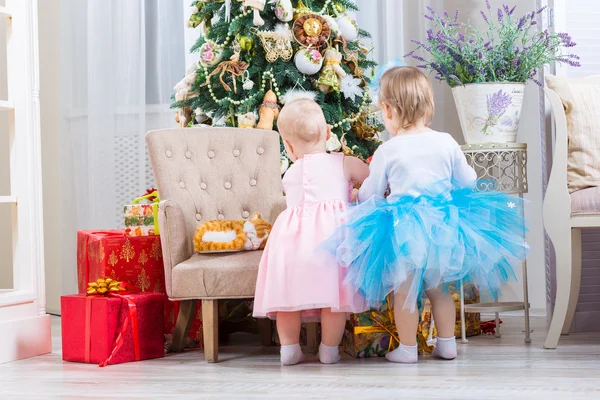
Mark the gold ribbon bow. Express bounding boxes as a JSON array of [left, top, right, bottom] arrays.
[[201, 58, 249, 93], [86, 278, 127, 296]]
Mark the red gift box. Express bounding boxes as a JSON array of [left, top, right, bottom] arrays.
[[76, 230, 203, 348], [61, 293, 164, 366]]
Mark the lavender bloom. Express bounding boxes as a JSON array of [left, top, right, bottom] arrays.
[[480, 67, 486, 75], [557, 57, 581, 67], [436, 44, 448, 53], [424, 14, 434, 21], [458, 33, 465, 42], [403, 50, 415, 58], [498, 8, 503, 22], [455, 10, 459, 20], [411, 54, 427, 62], [568, 54, 581, 60], [536, 6, 548, 14], [469, 38, 475, 44], [481, 10, 489, 23], [478, 51, 483, 59], [468, 64, 476, 76], [517, 16, 526, 30], [427, 29, 434, 40], [483, 90, 512, 134], [444, 11, 449, 18], [411, 39, 432, 52], [426, 5, 436, 15], [416, 64, 428, 69], [485, 0, 491, 10], [435, 75, 443, 81], [509, 5, 516, 15], [531, 20, 537, 25], [558, 32, 577, 47], [513, 59, 521, 69], [503, 5, 510, 14]]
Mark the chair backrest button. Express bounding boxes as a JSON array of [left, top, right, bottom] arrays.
[[165, 150, 172, 157], [179, 181, 185, 189], [217, 214, 224, 220], [200, 183, 207, 190], [242, 211, 250, 219], [256, 147, 264, 155], [195, 213, 202, 221], [185, 151, 192, 159], [249, 179, 257, 186], [224, 182, 232, 189], [208, 151, 215, 159], [233, 149, 241, 157]]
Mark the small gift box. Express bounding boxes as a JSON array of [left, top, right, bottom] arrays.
[[61, 281, 164, 366], [124, 189, 160, 237], [343, 296, 433, 358], [76, 230, 203, 348]]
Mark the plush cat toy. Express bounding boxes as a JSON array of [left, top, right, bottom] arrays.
[[194, 212, 271, 253]]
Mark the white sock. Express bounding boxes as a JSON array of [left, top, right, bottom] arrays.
[[318, 343, 341, 364], [432, 336, 457, 360], [280, 344, 305, 366], [385, 343, 418, 364]]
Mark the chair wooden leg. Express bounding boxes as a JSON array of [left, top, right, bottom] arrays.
[[258, 318, 273, 346], [562, 229, 582, 335], [544, 230, 573, 349], [170, 300, 196, 353], [202, 299, 219, 362], [306, 322, 319, 354]]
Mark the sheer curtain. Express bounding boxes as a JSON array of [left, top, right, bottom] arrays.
[[354, 0, 446, 136], [60, 0, 185, 294]]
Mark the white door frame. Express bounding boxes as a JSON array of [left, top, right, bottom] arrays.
[[0, 0, 51, 364]]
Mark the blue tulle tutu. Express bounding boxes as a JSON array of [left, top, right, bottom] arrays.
[[321, 181, 529, 310]]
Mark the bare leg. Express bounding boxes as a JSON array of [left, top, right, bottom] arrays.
[[426, 288, 457, 360], [319, 308, 346, 364], [276, 311, 304, 365], [386, 279, 419, 363]]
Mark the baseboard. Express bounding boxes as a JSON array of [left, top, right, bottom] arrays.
[[480, 308, 547, 318], [0, 314, 52, 364]]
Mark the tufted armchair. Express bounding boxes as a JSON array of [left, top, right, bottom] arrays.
[[146, 127, 286, 362]]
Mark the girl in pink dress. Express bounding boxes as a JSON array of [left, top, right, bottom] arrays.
[[253, 98, 369, 366]]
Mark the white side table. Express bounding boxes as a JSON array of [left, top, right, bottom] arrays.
[[459, 143, 531, 344]]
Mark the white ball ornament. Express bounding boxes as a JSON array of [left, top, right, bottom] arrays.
[[199, 42, 223, 68], [323, 15, 341, 38], [294, 48, 324, 75], [273, 0, 293, 22], [336, 15, 359, 42]]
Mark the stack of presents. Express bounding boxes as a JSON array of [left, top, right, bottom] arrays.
[[61, 190, 482, 366]]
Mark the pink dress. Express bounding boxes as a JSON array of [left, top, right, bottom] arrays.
[[253, 152, 367, 320]]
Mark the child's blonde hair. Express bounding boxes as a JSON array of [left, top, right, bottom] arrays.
[[277, 99, 327, 143], [379, 66, 435, 130]]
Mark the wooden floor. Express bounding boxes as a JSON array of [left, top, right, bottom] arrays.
[[1, 316, 599, 399]]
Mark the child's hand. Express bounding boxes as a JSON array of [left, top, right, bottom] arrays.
[[351, 188, 359, 203]]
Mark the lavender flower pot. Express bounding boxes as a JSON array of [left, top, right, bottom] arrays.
[[452, 83, 525, 143]]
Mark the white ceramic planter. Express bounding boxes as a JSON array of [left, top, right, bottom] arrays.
[[452, 83, 525, 143]]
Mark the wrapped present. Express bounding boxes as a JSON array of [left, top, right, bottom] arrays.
[[419, 283, 482, 338], [61, 285, 164, 366], [76, 230, 203, 349], [344, 295, 433, 358], [123, 190, 160, 236]]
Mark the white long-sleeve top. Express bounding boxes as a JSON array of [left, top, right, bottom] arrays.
[[358, 129, 477, 202]]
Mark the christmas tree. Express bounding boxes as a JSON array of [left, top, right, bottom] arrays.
[[173, 0, 382, 168]]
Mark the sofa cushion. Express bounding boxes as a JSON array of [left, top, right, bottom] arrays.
[[546, 75, 600, 193], [171, 250, 263, 299], [571, 186, 600, 215]]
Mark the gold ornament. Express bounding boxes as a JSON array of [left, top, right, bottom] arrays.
[[352, 114, 378, 140], [293, 0, 312, 20], [238, 35, 254, 51], [257, 25, 293, 63], [334, 2, 346, 14], [304, 18, 323, 36], [201, 55, 249, 93], [293, 14, 330, 48]]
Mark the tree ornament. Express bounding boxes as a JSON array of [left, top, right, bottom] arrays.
[[352, 114, 378, 140], [194, 108, 212, 125], [257, 90, 280, 130], [326, 133, 342, 152], [340, 75, 364, 102], [175, 107, 193, 128], [257, 24, 293, 63], [243, 0, 266, 26], [238, 112, 257, 128], [271, 0, 293, 22], [242, 70, 255, 90], [201, 54, 249, 93], [199, 42, 224, 67], [318, 48, 346, 93], [334, 2, 346, 14], [238, 35, 254, 51], [323, 15, 341, 38], [336, 15, 359, 42], [294, 48, 323, 75], [293, 0, 312, 20], [293, 14, 331, 48]]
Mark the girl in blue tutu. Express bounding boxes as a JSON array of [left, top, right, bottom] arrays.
[[323, 66, 528, 363]]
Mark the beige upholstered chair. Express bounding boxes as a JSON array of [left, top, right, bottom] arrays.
[[146, 127, 286, 362], [543, 84, 600, 349]]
